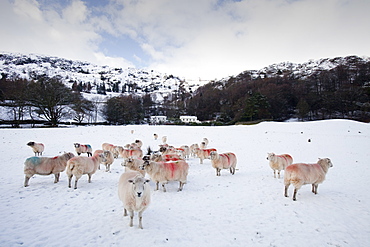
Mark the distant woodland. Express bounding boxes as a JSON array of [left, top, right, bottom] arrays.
[[1, 56, 369, 126]]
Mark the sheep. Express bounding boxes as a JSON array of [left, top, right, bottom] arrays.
[[135, 140, 143, 148], [284, 158, 333, 201], [119, 147, 143, 159], [27, 141, 44, 156], [267, 153, 293, 179], [102, 143, 119, 158], [101, 150, 115, 172], [74, 143, 92, 157], [118, 171, 151, 229], [210, 151, 237, 176], [202, 138, 209, 147], [153, 133, 158, 140], [162, 136, 167, 144], [24, 152, 75, 187], [122, 157, 146, 176], [66, 153, 106, 189], [190, 143, 199, 157], [179, 145, 190, 159], [142, 159, 189, 192], [195, 148, 217, 164]]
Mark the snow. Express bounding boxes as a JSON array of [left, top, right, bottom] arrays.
[[0, 119, 369, 246]]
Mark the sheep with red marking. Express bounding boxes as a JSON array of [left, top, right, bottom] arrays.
[[119, 147, 143, 159], [24, 152, 75, 187], [27, 141, 44, 156], [142, 159, 189, 192], [210, 151, 237, 176], [100, 150, 114, 172], [190, 143, 199, 157], [122, 157, 145, 176], [195, 148, 217, 164], [66, 153, 106, 189], [118, 171, 151, 229], [284, 158, 333, 201], [267, 153, 293, 178], [102, 143, 119, 158], [74, 143, 92, 157]]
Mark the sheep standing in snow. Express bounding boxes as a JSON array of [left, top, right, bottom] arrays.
[[66, 153, 106, 189], [142, 159, 189, 192], [100, 150, 114, 172], [102, 143, 119, 158], [284, 158, 333, 201], [122, 157, 145, 176], [210, 151, 237, 176], [153, 134, 158, 140], [74, 143, 93, 157], [162, 136, 167, 144], [27, 141, 44, 156], [196, 148, 217, 164], [24, 152, 75, 187], [118, 171, 151, 229], [190, 143, 199, 157], [267, 153, 293, 178]]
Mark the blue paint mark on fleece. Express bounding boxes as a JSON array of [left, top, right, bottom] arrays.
[[26, 156, 42, 166], [86, 144, 91, 149]]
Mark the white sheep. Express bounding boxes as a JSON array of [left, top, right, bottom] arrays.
[[121, 158, 146, 176], [66, 153, 106, 189], [27, 141, 44, 156], [101, 150, 114, 172], [142, 159, 189, 192], [74, 143, 93, 157], [24, 152, 75, 187], [284, 158, 333, 201], [162, 136, 167, 144], [210, 151, 237, 176], [118, 171, 151, 229], [153, 133, 158, 140], [102, 143, 119, 158], [190, 143, 199, 157], [195, 148, 217, 164], [267, 153, 293, 178], [202, 137, 209, 147], [119, 147, 143, 159]]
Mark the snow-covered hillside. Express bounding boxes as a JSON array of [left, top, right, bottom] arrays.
[[0, 120, 369, 246], [0, 52, 205, 100]]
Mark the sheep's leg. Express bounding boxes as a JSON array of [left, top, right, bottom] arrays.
[[284, 184, 290, 197], [129, 210, 134, 227], [273, 170, 276, 178], [162, 183, 167, 192], [123, 208, 128, 216], [68, 175, 73, 188], [277, 170, 281, 179], [216, 168, 221, 176], [88, 174, 92, 183], [77, 152, 81, 156], [178, 182, 183, 192], [200, 158, 203, 164], [293, 188, 298, 201], [312, 184, 318, 194], [155, 182, 159, 191], [54, 173, 60, 183], [230, 167, 235, 175], [24, 176, 31, 187], [138, 211, 143, 229], [74, 178, 79, 189]]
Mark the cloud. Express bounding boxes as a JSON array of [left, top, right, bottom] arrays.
[[1, 0, 369, 80]]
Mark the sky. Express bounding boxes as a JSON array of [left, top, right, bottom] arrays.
[[1, 0, 369, 80]]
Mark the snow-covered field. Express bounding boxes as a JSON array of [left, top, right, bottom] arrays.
[[0, 120, 369, 247]]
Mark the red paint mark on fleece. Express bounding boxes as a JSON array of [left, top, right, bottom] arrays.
[[52, 156, 58, 160], [164, 162, 177, 178]]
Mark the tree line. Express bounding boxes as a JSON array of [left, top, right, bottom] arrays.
[[1, 56, 369, 127], [185, 57, 370, 123]]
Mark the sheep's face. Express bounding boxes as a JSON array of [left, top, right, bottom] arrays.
[[267, 153, 275, 161], [98, 154, 107, 163], [27, 141, 35, 146], [128, 177, 150, 197], [319, 158, 333, 168], [210, 151, 218, 160], [74, 143, 80, 148]]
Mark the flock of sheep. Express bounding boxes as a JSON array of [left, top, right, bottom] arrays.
[[24, 133, 333, 229]]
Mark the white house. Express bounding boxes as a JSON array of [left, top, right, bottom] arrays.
[[180, 116, 200, 123], [150, 116, 167, 124]]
